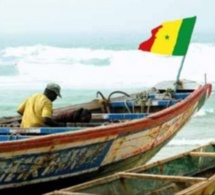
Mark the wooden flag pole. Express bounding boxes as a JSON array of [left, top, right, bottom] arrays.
[[175, 55, 186, 91]]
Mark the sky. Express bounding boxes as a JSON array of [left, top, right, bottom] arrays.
[[0, 0, 214, 34]]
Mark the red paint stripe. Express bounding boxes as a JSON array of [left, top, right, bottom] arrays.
[[207, 84, 212, 98], [138, 25, 162, 51], [0, 84, 212, 153]]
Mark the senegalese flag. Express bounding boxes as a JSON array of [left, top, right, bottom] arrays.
[[138, 16, 196, 56]]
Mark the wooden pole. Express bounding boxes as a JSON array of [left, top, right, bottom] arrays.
[[189, 152, 215, 158], [46, 192, 94, 195], [175, 55, 186, 91], [118, 172, 206, 183], [204, 73, 207, 84]]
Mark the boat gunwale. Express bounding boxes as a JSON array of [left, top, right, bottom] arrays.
[[0, 84, 211, 150]]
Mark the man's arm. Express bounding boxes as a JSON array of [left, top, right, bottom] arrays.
[[17, 110, 23, 116], [42, 100, 66, 127], [17, 99, 27, 115], [43, 117, 66, 127]]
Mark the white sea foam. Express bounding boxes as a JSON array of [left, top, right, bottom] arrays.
[[168, 138, 215, 146], [0, 42, 215, 91], [194, 108, 215, 117]]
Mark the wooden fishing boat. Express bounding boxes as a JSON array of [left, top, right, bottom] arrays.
[[0, 80, 212, 193], [46, 142, 215, 195]]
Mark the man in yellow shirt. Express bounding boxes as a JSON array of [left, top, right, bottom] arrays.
[[17, 83, 65, 128]]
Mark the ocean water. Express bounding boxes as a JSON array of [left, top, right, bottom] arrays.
[[0, 32, 215, 161]]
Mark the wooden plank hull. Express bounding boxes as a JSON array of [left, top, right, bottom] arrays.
[[46, 143, 215, 195], [176, 175, 215, 195], [0, 81, 212, 193]]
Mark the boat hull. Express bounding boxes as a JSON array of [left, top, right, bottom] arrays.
[[0, 83, 212, 193]]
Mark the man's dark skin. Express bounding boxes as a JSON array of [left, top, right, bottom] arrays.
[[42, 88, 66, 127]]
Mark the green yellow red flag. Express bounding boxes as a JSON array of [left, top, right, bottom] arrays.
[[138, 16, 196, 56]]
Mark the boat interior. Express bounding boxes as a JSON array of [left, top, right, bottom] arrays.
[[0, 88, 194, 142]]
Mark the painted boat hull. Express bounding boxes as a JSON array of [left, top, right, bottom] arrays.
[[0, 82, 212, 193]]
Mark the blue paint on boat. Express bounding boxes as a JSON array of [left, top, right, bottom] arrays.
[[0, 139, 114, 186]]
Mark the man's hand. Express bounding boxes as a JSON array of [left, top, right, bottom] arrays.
[[43, 117, 66, 127]]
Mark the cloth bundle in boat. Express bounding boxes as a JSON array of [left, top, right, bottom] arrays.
[[55, 108, 92, 123]]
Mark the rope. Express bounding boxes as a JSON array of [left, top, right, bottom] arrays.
[[163, 88, 174, 107], [124, 100, 132, 113], [107, 91, 130, 101], [96, 91, 110, 113], [97, 91, 131, 113]]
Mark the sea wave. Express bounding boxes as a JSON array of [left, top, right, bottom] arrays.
[[168, 138, 215, 146], [194, 108, 215, 117], [0, 42, 215, 90]]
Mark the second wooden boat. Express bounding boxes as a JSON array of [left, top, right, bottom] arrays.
[[46, 142, 215, 195]]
